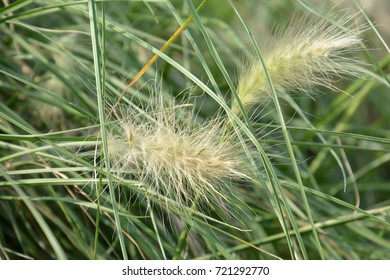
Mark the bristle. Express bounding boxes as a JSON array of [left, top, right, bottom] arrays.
[[235, 13, 365, 112], [105, 89, 251, 212]]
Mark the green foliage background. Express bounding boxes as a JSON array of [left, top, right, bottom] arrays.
[[0, 0, 389, 259]]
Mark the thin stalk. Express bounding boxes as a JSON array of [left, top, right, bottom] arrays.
[[109, 0, 208, 116], [173, 194, 201, 260], [227, 0, 326, 259], [87, 0, 128, 259], [148, 199, 166, 260]]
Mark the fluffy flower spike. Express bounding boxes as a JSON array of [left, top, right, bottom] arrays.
[[235, 12, 365, 111], [106, 89, 251, 212]]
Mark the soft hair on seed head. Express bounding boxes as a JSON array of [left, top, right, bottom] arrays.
[[106, 86, 252, 213], [235, 12, 366, 112]]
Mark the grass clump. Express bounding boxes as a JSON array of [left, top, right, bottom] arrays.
[[1, 0, 390, 260]]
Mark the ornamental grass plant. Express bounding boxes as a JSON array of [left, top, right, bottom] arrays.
[[0, 0, 389, 260]]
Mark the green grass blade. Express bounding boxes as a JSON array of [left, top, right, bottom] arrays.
[[87, 0, 128, 259]]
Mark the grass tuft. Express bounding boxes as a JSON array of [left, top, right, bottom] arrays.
[[236, 12, 366, 111], [1, 0, 389, 260], [105, 85, 253, 214]]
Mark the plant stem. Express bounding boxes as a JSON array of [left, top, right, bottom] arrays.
[[174, 193, 200, 259]]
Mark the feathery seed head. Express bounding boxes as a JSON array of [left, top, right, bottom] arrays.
[[235, 13, 365, 112], [106, 91, 251, 212]]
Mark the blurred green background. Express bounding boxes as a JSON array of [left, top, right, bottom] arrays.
[[0, 0, 389, 260]]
